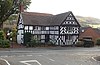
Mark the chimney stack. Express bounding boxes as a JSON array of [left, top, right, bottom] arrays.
[[19, 1, 24, 13], [19, 4, 24, 12]]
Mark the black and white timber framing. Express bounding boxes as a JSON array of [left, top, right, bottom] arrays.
[[17, 11, 81, 46]]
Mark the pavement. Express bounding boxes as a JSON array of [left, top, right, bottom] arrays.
[[0, 59, 7, 65], [0, 46, 100, 65], [94, 56, 100, 61]]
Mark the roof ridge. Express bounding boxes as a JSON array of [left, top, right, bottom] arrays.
[[22, 12, 53, 16], [22, 11, 75, 26]]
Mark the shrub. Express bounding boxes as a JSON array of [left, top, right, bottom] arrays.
[[0, 30, 5, 40], [75, 41, 83, 47], [10, 27, 17, 42], [83, 40, 94, 47], [96, 38, 100, 45], [48, 39, 56, 46], [0, 39, 10, 48], [26, 36, 40, 47], [27, 39, 37, 47]]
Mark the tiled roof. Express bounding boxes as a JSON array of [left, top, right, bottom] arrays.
[[94, 28, 100, 35], [22, 12, 71, 26], [80, 27, 100, 36]]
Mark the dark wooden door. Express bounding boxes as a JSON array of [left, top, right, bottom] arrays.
[[45, 35, 49, 42]]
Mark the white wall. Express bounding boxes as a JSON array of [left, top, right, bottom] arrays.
[[17, 14, 24, 44], [17, 30, 24, 44]]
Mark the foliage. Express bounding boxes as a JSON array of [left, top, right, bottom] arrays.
[[0, 30, 10, 48], [83, 40, 94, 47], [48, 39, 56, 46], [19, 0, 31, 10], [10, 27, 17, 42], [0, 0, 31, 28], [24, 32, 32, 45], [0, 39, 10, 48], [0, 30, 5, 40], [96, 38, 100, 45], [26, 36, 41, 47], [75, 41, 83, 47], [0, 0, 13, 28], [7, 14, 18, 25]]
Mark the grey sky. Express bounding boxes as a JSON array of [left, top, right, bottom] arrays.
[[27, 0, 100, 19]]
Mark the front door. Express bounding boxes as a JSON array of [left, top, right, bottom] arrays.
[[45, 35, 49, 42]]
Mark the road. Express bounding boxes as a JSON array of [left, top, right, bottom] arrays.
[[0, 47, 100, 65]]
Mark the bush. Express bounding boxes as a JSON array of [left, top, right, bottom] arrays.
[[0, 39, 10, 48], [0, 30, 5, 40], [26, 36, 41, 47], [83, 40, 94, 47], [96, 38, 100, 45], [75, 41, 83, 47], [48, 39, 56, 46]]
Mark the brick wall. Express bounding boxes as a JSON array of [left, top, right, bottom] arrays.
[[79, 27, 100, 44]]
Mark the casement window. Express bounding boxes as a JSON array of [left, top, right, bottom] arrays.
[[49, 27, 54, 30], [38, 27, 41, 30], [29, 26, 33, 30], [73, 27, 78, 30], [46, 27, 49, 30], [49, 26, 58, 30], [41, 35, 45, 39], [41, 27, 45, 30], [35, 26, 41, 30], [25, 26, 28, 30], [55, 26, 59, 30]]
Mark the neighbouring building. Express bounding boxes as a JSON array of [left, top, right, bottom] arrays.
[[17, 11, 81, 46], [79, 27, 100, 44]]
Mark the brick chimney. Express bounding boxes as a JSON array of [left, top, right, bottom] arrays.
[[19, 2, 24, 12]]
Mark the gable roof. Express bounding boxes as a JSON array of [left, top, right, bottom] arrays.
[[50, 12, 70, 25], [21, 11, 79, 26], [22, 12, 52, 26]]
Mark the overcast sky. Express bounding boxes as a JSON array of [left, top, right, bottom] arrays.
[[27, 0, 100, 19]]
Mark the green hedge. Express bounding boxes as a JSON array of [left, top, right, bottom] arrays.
[[75, 41, 83, 47], [0, 39, 10, 48]]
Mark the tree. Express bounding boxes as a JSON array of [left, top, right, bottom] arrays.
[[0, 0, 31, 28], [0, 0, 13, 28]]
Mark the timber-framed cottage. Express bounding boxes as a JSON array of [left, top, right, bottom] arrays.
[[17, 11, 81, 46]]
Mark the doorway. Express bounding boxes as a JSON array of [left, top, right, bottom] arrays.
[[45, 35, 49, 42]]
